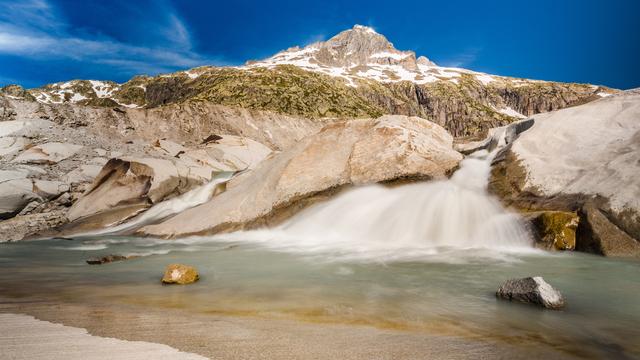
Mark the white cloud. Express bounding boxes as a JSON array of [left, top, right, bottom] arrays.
[[440, 48, 481, 68], [0, 0, 221, 79]]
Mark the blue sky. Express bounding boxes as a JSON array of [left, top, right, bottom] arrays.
[[1, 0, 638, 89]]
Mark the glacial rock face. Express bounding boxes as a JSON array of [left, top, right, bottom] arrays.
[[139, 115, 463, 238], [496, 277, 565, 310], [490, 89, 640, 256]]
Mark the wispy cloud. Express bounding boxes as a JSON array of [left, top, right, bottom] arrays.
[[440, 47, 482, 68], [0, 0, 222, 81]]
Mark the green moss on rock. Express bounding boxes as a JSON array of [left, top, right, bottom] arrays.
[[529, 211, 579, 250]]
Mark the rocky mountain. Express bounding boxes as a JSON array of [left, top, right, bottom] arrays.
[[2, 25, 616, 138]]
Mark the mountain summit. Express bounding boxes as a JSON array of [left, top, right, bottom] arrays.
[[249, 25, 441, 84], [304, 25, 434, 70]]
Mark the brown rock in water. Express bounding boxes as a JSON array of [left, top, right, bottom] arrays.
[[525, 211, 579, 250], [161, 264, 199, 285], [86, 254, 136, 265]]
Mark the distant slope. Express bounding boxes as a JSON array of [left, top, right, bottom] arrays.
[[2, 25, 617, 137]]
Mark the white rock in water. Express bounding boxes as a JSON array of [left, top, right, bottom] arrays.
[[496, 276, 565, 309]]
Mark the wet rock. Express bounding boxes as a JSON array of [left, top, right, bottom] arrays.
[[576, 202, 640, 258], [86, 254, 136, 265], [525, 211, 579, 250], [161, 264, 199, 285], [496, 276, 565, 309]]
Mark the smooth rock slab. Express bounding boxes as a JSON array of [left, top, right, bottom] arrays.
[[496, 276, 565, 309], [12, 142, 83, 164], [161, 264, 199, 285]]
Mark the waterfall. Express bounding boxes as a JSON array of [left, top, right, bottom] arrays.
[[218, 150, 533, 261]]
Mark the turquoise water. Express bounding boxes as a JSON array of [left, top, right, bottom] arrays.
[[1, 236, 639, 359]]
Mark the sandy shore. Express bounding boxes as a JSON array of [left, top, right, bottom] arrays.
[[0, 295, 579, 360], [0, 313, 206, 360]]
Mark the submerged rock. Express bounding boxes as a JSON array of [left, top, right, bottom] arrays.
[[496, 276, 565, 309], [86, 254, 136, 265], [161, 264, 199, 285]]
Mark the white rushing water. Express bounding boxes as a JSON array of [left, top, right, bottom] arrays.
[[215, 150, 533, 261], [79, 171, 237, 236]]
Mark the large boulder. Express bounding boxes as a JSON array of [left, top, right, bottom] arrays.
[[496, 277, 565, 310], [66, 159, 153, 222], [490, 90, 640, 257], [139, 115, 463, 238]]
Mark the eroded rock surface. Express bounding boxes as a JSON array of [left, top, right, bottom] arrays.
[[139, 115, 463, 238]]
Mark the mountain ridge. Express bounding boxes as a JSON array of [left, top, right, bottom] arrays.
[[1, 25, 617, 137]]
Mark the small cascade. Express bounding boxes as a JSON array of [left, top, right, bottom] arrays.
[[81, 171, 237, 236]]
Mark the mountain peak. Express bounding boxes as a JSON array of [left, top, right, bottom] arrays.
[[248, 25, 447, 85], [351, 24, 378, 34]]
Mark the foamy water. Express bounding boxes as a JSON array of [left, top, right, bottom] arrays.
[[212, 150, 533, 262]]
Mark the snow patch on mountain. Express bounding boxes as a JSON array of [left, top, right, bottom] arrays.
[[244, 24, 501, 87]]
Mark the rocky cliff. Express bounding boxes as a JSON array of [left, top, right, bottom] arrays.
[[5, 25, 615, 138]]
